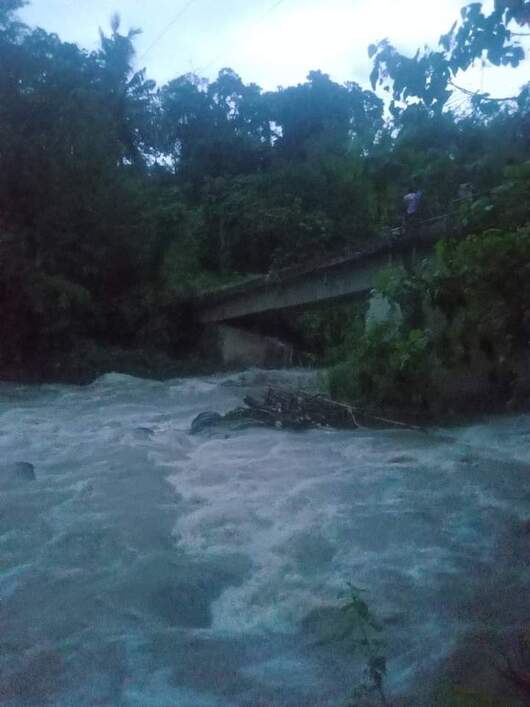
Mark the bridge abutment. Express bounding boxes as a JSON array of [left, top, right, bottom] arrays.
[[204, 324, 294, 369]]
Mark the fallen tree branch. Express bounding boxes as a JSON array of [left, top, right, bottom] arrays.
[[248, 387, 426, 432], [191, 387, 429, 434], [308, 393, 426, 432]]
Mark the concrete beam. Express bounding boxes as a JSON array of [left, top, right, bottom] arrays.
[[194, 216, 453, 324], [198, 246, 422, 323]]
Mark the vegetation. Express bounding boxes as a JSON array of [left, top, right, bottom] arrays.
[[334, 587, 526, 706], [340, 586, 388, 707], [0, 1, 528, 388], [324, 2, 530, 414], [329, 225, 530, 414]]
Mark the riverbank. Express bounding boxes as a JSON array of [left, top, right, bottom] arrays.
[[328, 356, 530, 429], [1, 338, 528, 430], [0, 340, 221, 386]]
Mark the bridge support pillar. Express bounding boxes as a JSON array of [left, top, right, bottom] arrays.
[[204, 324, 294, 369]]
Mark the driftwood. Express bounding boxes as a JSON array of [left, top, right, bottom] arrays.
[[223, 387, 425, 432]]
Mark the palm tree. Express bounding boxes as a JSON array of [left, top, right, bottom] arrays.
[[98, 13, 156, 166]]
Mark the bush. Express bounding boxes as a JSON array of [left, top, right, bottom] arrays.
[[0, 263, 93, 368], [328, 224, 530, 412], [433, 226, 530, 357], [328, 321, 434, 408]]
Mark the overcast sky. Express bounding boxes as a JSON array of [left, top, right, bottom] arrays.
[[21, 0, 529, 97]]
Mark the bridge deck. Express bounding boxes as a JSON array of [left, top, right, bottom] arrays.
[[194, 215, 458, 323]]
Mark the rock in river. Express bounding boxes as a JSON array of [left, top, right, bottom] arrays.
[[190, 411, 223, 435], [5, 461, 36, 481]]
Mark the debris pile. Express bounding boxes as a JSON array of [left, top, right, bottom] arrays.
[[191, 387, 424, 434]]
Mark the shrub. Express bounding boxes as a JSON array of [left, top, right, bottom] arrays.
[[328, 224, 530, 411], [328, 321, 434, 408]]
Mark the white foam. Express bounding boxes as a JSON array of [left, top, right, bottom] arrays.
[[0, 373, 527, 704]]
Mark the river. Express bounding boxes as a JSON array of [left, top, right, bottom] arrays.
[[0, 370, 528, 706]]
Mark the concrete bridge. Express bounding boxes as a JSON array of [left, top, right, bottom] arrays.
[[195, 214, 456, 324], [192, 214, 460, 367]]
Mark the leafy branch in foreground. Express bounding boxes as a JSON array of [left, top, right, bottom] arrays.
[[340, 585, 389, 707], [369, 0, 529, 112], [494, 627, 530, 700]]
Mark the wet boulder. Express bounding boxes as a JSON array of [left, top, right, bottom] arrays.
[[13, 461, 36, 480], [4, 462, 36, 482], [190, 412, 223, 435]]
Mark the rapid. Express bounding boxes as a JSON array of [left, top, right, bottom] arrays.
[[0, 370, 528, 706]]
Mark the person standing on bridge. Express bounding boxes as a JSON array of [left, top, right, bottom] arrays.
[[402, 186, 423, 236]]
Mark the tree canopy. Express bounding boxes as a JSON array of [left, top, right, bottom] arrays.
[[0, 1, 528, 380], [370, 0, 529, 111]]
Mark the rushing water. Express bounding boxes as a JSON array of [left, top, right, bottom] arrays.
[[0, 370, 528, 706]]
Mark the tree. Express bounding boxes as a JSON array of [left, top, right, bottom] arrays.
[[160, 69, 270, 184], [0, 0, 528, 382], [269, 71, 353, 158], [0, 0, 27, 32], [441, 1, 529, 73], [97, 13, 157, 165], [369, 1, 530, 111]]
